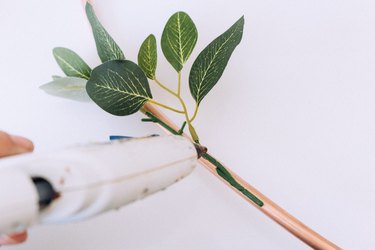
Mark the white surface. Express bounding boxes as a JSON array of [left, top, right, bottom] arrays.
[[0, 0, 374, 249]]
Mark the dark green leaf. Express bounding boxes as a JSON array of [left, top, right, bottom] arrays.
[[85, 2, 125, 62], [40, 77, 91, 102], [161, 12, 198, 72], [86, 60, 152, 116], [53, 47, 91, 79], [138, 34, 157, 79], [189, 16, 244, 104]]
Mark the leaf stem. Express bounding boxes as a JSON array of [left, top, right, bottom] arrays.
[[141, 108, 262, 206], [147, 99, 184, 114], [178, 121, 187, 134], [175, 90, 199, 141], [153, 76, 199, 141], [189, 103, 199, 123], [154, 78, 178, 98], [142, 111, 179, 135], [202, 153, 263, 206], [177, 71, 181, 96]]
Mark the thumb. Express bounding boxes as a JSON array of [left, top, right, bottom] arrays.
[[0, 132, 34, 157], [11, 135, 34, 152], [0, 232, 28, 245]]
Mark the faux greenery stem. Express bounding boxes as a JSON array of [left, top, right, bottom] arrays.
[[202, 153, 264, 206], [143, 110, 263, 207], [176, 96, 197, 139], [142, 106, 264, 206], [142, 103, 341, 250], [152, 77, 199, 140], [189, 103, 199, 123], [154, 78, 178, 98], [147, 99, 184, 114], [177, 71, 182, 96]]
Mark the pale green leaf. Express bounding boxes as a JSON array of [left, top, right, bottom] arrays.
[[40, 77, 91, 102], [138, 34, 157, 79], [53, 47, 91, 80], [189, 16, 244, 104], [86, 60, 152, 116], [85, 2, 125, 62], [52, 75, 62, 80], [161, 12, 198, 72]]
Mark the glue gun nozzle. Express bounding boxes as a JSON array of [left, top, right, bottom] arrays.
[[194, 143, 207, 158], [32, 177, 59, 210]]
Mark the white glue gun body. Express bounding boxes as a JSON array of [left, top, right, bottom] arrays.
[[0, 135, 204, 234]]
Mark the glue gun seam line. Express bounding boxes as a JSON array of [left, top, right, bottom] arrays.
[[59, 155, 196, 192]]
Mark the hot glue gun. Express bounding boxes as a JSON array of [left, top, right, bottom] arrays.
[[0, 135, 206, 234]]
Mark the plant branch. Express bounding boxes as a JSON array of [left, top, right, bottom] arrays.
[[147, 99, 184, 114], [154, 78, 179, 98], [177, 71, 181, 96], [153, 77, 199, 141], [142, 112, 179, 135], [189, 103, 199, 123], [177, 96, 196, 136], [142, 106, 261, 205]]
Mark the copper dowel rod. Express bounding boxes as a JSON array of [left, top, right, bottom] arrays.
[[143, 103, 340, 250]]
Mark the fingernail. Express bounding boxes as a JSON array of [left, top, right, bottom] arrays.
[[0, 232, 27, 245], [11, 136, 34, 151]]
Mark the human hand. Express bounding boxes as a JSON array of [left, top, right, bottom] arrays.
[[0, 131, 34, 246]]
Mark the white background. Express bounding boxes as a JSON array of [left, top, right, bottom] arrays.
[[1, 0, 375, 249]]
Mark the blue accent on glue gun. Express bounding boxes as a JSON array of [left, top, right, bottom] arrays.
[[109, 135, 133, 141]]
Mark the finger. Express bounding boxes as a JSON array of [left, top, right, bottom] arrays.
[[0, 232, 28, 245], [11, 135, 34, 152], [0, 131, 34, 157]]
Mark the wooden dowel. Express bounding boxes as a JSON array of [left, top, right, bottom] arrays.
[[143, 103, 341, 250]]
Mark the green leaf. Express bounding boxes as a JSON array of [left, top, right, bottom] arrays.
[[85, 2, 125, 62], [86, 60, 152, 116], [189, 16, 244, 104], [52, 75, 62, 80], [161, 12, 198, 72], [40, 77, 91, 102], [138, 34, 157, 80], [53, 47, 92, 80]]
